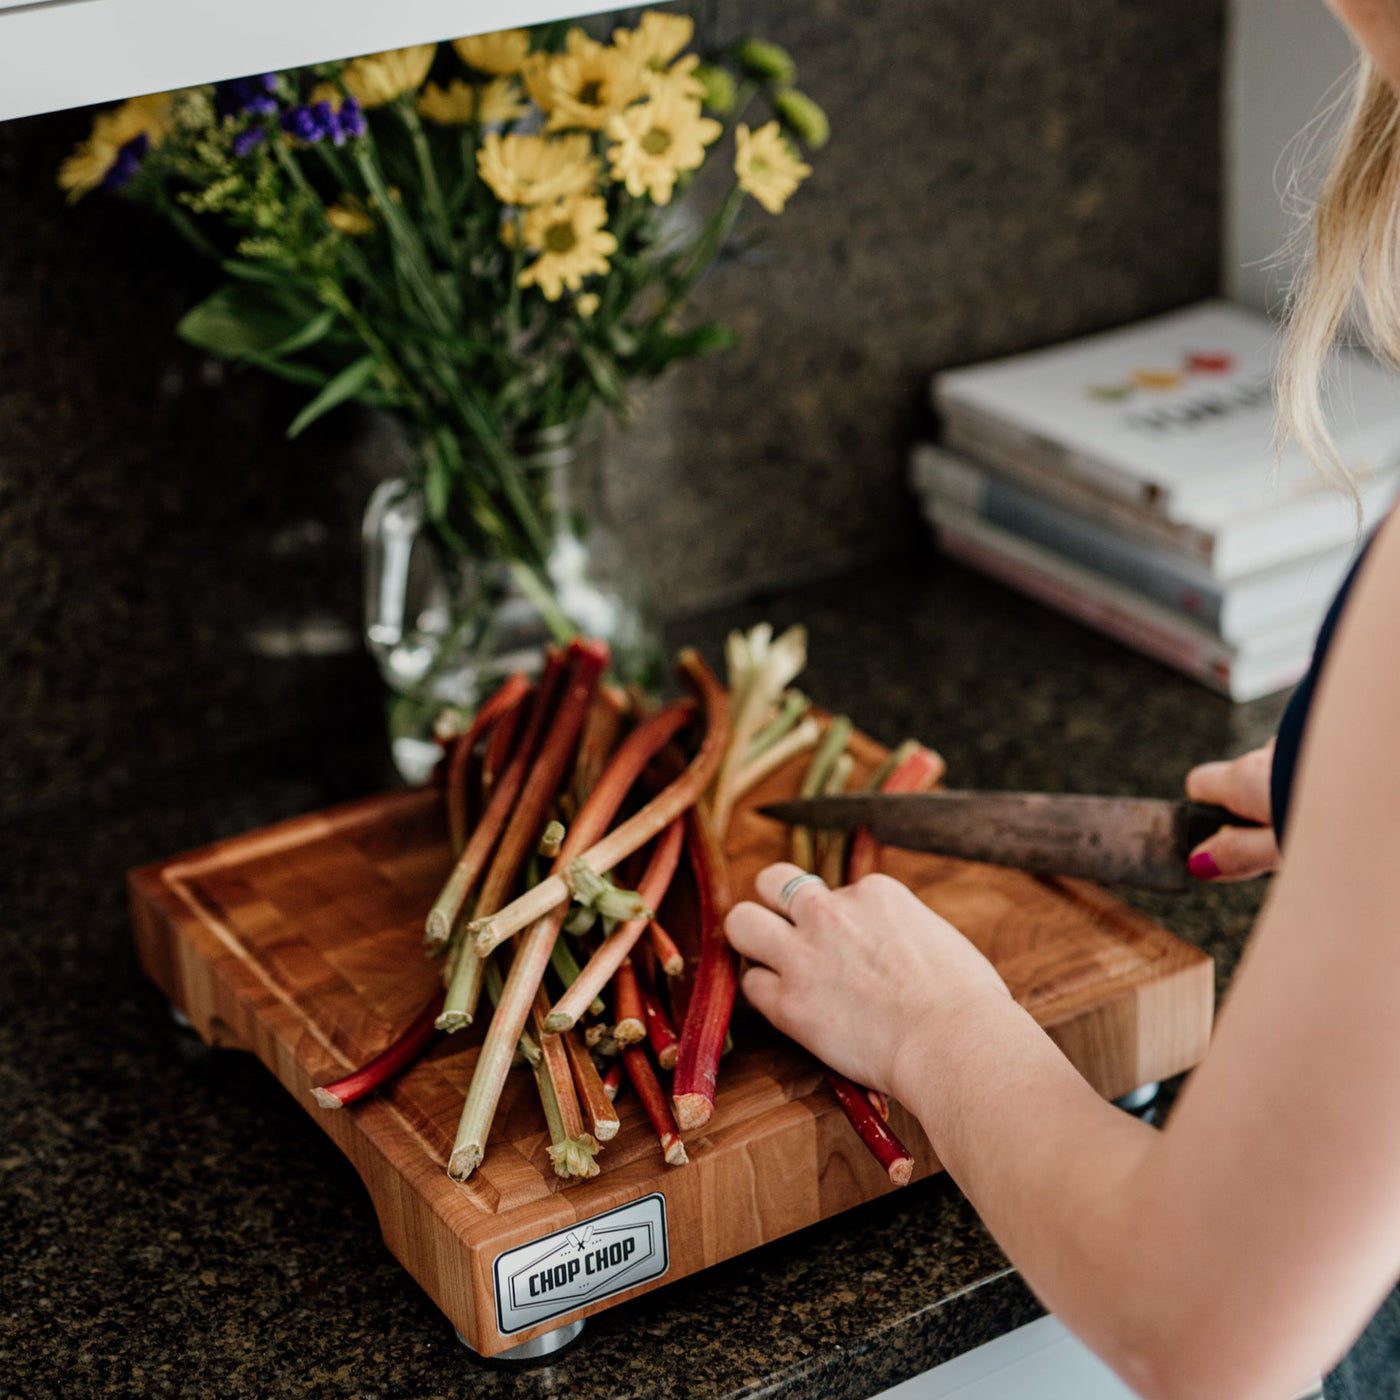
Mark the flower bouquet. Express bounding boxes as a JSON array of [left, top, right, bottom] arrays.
[[59, 14, 827, 767]]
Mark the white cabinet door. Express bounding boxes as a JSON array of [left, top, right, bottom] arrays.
[[0, 0, 615, 123]]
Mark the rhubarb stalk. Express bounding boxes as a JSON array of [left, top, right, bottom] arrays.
[[641, 985, 680, 1070], [602, 1061, 624, 1102], [623, 1046, 688, 1166], [531, 986, 600, 1178], [790, 715, 853, 873], [562, 1026, 620, 1142], [447, 652, 726, 1181], [542, 815, 686, 1032], [467, 649, 725, 953], [423, 655, 565, 949], [648, 918, 684, 977], [670, 805, 737, 1131], [311, 990, 444, 1109], [445, 672, 531, 856], [825, 1070, 914, 1186], [846, 743, 946, 883], [612, 959, 646, 1046]]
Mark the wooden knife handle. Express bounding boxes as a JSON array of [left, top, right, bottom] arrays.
[[1184, 801, 1267, 850]]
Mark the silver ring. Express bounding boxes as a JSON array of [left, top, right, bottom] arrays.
[[778, 872, 828, 917]]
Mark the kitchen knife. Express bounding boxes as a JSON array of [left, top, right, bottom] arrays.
[[757, 791, 1264, 891]]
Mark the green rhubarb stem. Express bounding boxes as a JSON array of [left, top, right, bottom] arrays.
[[437, 939, 486, 1032], [728, 715, 822, 809], [743, 689, 809, 765], [792, 714, 853, 872], [550, 936, 605, 1018]]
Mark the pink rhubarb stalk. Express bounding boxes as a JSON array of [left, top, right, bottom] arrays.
[[825, 1070, 914, 1186], [611, 959, 646, 1047], [647, 918, 684, 977], [845, 743, 946, 882], [670, 805, 737, 1131], [602, 1061, 625, 1102], [541, 815, 686, 1032]]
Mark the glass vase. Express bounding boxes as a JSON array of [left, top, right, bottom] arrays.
[[362, 418, 663, 781]]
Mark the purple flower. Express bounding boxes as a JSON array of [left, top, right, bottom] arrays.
[[100, 133, 149, 192], [279, 104, 324, 143], [215, 74, 278, 119], [339, 96, 365, 140], [310, 100, 344, 147], [232, 126, 266, 157]]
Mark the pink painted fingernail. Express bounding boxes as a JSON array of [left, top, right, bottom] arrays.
[[1188, 850, 1220, 881]]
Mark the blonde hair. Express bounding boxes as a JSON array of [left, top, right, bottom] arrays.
[[1278, 58, 1400, 487]]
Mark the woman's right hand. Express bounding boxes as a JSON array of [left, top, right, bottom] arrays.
[[1183, 738, 1281, 881]]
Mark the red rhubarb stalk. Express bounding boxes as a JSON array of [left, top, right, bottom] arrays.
[[825, 1070, 914, 1186], [641, 985, 680, 1071], [612, 959, 646, 1047], [542, 816, 686, 1031], [623, 1045, 688, 1166], [481, 692, 524, 797], [671, 805, 737, 1131], [561, 1025, 620, 1142], [602, 1060, 624, 1102], [445, 672, 531, 856], [468, 652, 725, 953], [311, 990, 444, 1109], [448, 653, 727, 1181], [423, 656, 565, 949], [846, 743, 946, 883]]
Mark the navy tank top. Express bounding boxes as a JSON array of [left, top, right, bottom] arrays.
[[1270, 535, 1375, 842], [1269, 524, 1400, 1399]]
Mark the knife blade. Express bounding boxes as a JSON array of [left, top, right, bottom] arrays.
[[757, 791, 1262, 891]]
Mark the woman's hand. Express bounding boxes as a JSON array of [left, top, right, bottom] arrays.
[[1183, 739, 1281, 882], [724, 863, 1012, 1098]]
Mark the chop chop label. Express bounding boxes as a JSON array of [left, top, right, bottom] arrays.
[[493, 1194, 669, 1335]]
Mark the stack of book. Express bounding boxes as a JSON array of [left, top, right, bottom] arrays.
[[912, 301, 1400, 700]]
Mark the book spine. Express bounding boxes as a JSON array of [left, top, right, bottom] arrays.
[[912, 445, 1226, 629], [939, 413, 1219, 566], [931, 518, 1238, 696]]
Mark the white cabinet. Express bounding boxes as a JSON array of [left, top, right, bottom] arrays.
[[0, 0, 612, 123]]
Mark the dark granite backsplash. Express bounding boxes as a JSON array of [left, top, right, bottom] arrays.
[[0, 0, 1222, 813]]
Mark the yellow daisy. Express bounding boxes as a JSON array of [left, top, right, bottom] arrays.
[[453, 28, 531, 76], [478, 131, 599, 206], [530, 29, 647, 131], [417, 80, 476, 124], [643, 52, 707, 104], [612, 11, 694, 71], [517, 194, 617, 301], [58, 91, 173, 202], [734, 121, 811, 214], [341, 44, 436, 108], [477, 76, 530, 125], [607, 91, 721, 205]]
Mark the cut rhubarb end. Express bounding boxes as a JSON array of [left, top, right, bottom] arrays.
[[543, 1010, 576, 1034], [310, 1087, 344, 1110], [448, 1145, 483, 1181], [435, 1010, 472, 1034], [663, 1136, 689, 1167], [672, 1092, 713, 1131], [614, 1016, 645, 1047], [888, 1156, 914, 1187]]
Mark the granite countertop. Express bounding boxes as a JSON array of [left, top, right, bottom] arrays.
[[1, 553, 1283, 1400]]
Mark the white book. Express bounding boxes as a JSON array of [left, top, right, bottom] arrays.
[[933, 300, 1400, 520], [928, 502, 1320, 702], [910, 443, 1359, 643]]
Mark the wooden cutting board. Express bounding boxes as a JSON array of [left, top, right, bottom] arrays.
[[128, 730, 1213, 1356]]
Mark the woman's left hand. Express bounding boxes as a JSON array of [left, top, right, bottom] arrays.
[[725, 863, 1012, 1098]]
